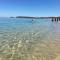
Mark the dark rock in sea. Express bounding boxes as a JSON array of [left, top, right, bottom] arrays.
[[10, 17, 14, 18]]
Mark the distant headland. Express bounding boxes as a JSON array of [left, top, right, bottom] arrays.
[[10, 16, 60, 19], [10, 16, 60, 21]]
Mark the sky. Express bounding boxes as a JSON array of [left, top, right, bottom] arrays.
[[0, 0, 60, 17]]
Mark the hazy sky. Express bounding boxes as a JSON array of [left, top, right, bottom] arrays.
[[0, 0, 60, 17]]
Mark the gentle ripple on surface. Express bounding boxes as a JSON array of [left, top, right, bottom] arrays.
[[0, 18, 60, 60]]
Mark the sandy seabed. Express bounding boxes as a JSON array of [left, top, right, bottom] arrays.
[[0, 29, 60, 60]]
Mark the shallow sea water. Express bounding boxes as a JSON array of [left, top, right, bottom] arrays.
[[0, 17, 60, 60]]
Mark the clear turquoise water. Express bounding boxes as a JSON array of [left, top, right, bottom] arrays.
[[0, 17, 60, 60]]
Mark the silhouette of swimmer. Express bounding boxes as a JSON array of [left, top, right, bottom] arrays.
[[32, 19, 34, 21], [32, 19, 35, 23]]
